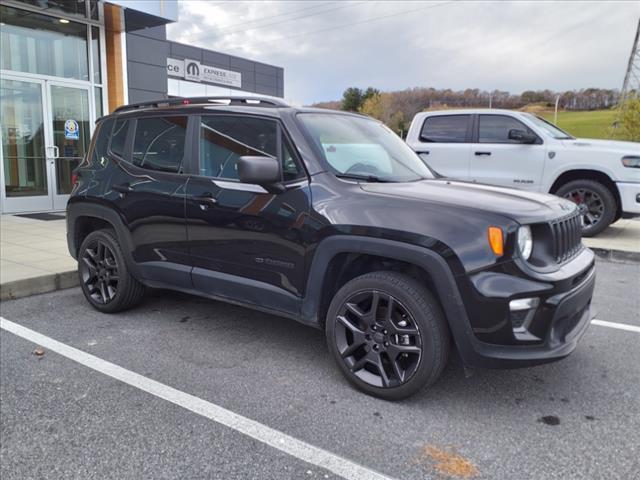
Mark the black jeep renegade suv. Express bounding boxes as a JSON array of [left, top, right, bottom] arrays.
[[67, 96, 595, 400]]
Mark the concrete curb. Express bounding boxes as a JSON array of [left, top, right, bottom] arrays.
[[591, 248, 640, 264], [0, 270, 78, 302]]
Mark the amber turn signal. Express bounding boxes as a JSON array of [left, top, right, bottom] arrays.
[[488, 226, 504, 256]]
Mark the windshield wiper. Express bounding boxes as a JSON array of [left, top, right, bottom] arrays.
[[334, 173, 391, 183]]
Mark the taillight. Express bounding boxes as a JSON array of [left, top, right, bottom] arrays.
[[71, 172, 79, 186]]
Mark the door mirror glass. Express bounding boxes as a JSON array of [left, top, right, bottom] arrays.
[[508, 129, 537, 144], [238, 156, 281, 187]]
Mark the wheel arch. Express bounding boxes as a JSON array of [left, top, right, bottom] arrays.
[[301, 236, 470, 342], [548, 169, 622, 219], [67, 202, 139, 274]]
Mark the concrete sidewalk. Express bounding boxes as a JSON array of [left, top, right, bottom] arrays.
[[0, 214, 77, 300], [1, 214, 639, 301]]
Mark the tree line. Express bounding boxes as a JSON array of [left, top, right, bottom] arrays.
[[311, 86, 624, 136]]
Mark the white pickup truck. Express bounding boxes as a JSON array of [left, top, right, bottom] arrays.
[[406, 109, 640, 236]]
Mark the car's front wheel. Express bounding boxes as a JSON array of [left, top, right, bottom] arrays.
[[326, 271, 450, 400], [556, 179, 616, 237], [78, 229, 145, 313]]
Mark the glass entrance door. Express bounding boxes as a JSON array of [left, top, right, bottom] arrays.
[[0, 76, 92, 213], [0, 76, 52, 213], [47, 82, 91, 210]]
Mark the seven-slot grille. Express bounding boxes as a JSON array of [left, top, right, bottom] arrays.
[[549, 212, 582, 263]]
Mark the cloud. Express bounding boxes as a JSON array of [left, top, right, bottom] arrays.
[[167, 0, 640, 105]]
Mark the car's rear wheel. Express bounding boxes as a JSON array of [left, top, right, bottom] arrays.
[[78, 229, 145, 313], [556, 179, 616, 237], [326, 271, 450, 400]]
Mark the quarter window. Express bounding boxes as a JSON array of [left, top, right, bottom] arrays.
[[92, 118, 113, 165], [478, 115, 538, 144], [420, 115, 470, 143], [110, 119, 130, 159], [132, 117, 187, 173]]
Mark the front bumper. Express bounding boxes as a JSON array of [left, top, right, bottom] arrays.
[[452, 248, 596, 369], [617, 181, 640, 215]]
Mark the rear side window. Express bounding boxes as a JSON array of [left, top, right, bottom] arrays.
[[478, 115, 537, 144], [420, 115, 470, 143], [92, 118, 114, 164], [110, 119, 130, 158], [132, 116, 187, 173]]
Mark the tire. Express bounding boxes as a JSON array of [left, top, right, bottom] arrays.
[[77, 229, 145, 313], [555, 179, 616, 237], [325, 271, 450, 400]]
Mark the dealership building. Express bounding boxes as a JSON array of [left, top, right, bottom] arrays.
[[0, 0, 284, 214]]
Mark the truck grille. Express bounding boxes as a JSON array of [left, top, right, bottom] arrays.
[[549, 212, 582, 263]]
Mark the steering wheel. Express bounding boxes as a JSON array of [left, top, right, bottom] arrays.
[[345, 163, 379, 175]]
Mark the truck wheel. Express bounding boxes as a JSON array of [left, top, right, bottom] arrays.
[[78, 229, 145, 313], [325, 271, 450, 400], [555, 179, 616, 237]]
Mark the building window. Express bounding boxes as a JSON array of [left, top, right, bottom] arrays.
[[0, 5, 89, 81]]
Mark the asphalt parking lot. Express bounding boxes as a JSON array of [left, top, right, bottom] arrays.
[[1, 257, 639, 480]]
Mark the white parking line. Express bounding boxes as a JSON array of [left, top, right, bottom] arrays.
[[0, 317, 395, 480], [592, 319, 640, 333]]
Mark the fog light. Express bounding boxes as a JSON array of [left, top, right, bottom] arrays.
[[509, 298, 539, 311], [509, 298, 539, 339]]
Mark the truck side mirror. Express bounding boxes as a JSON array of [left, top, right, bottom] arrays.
[[508, 129, 537, 144]]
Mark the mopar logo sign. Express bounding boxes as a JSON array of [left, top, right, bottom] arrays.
[[184, 60, 201, 82], [167, 57, 242, 88]]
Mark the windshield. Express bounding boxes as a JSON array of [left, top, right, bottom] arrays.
[[298, 113, 433, 182], [523, 113, 574, 139]]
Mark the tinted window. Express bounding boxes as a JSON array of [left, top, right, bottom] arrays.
[[479, 115, 537, 143], [92, 118, 114, 165], [200, 116, 277, 180], [110, 119, 130, 158], [420, 115, 469, 143], [282, 136, 304, 181], [132, 116, 187, 173]]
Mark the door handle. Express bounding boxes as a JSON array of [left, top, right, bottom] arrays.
[[45, 146, 59, 158], [475, 151, 492, 156], [113, 183, 134, 194], [416, 150, 430, 155], [193, 194, 218, 210]]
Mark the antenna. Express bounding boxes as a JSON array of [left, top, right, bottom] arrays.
[[611, 18, 640, 137]]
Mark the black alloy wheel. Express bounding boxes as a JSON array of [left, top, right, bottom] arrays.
[[564, 188, 604, 231], [335, 290, 422, 388], [556, 179, 616, 237], [326, 271, 450, 400], [80, 239, 119, 304], [77, 229, 145, 313]]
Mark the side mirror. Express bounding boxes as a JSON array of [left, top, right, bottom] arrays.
[[237, 156, 283, 192], [508, 129, 537, 144]]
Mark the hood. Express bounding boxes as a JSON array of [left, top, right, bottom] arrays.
[[360, 179, 577, 224], [562, 138, 640, 154]]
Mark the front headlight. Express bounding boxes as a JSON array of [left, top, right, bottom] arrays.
[[621, 156, 640, 168], [517, 225, 533, 260]]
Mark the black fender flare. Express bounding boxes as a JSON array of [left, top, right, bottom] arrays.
[[67, 202, 140, 277], [300, 235, 475, 347]]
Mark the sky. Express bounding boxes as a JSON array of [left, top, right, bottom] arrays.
[[166, 0, 640, 105]]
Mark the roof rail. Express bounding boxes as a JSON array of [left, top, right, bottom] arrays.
[[113, 96, 289, 113]]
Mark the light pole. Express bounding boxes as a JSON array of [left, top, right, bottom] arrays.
[[554, 94, 561, 125]]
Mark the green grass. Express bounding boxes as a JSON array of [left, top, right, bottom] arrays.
[[538, 109, 616, 139]]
